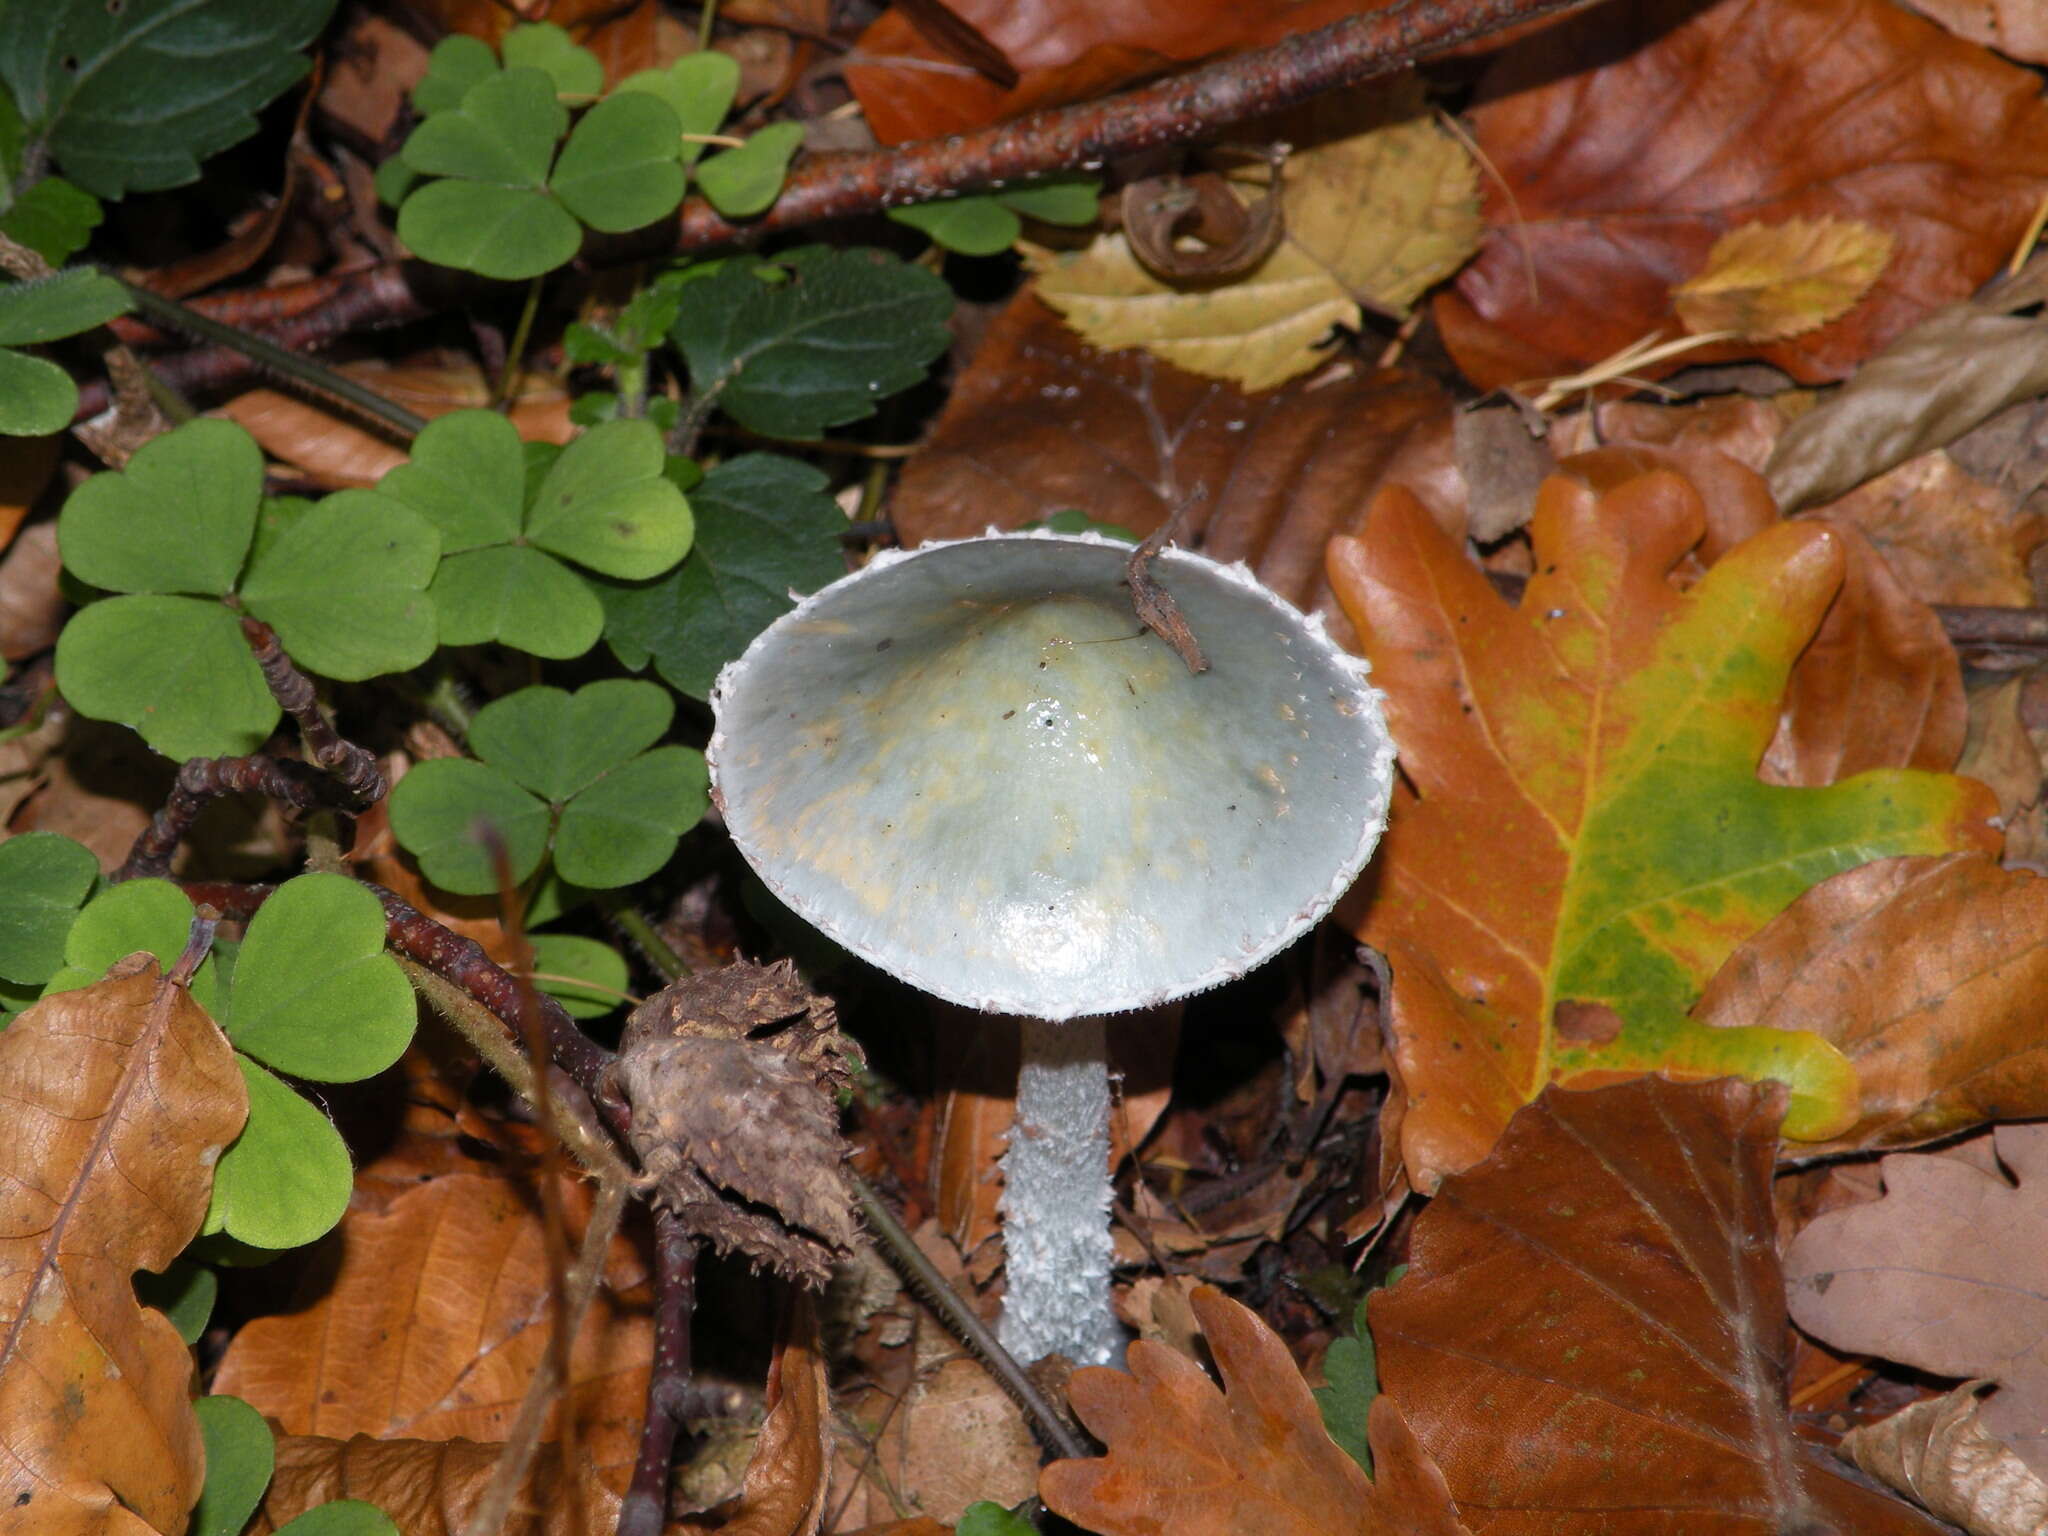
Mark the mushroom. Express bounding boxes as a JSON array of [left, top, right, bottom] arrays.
[[707, 532, 1394, 1364]]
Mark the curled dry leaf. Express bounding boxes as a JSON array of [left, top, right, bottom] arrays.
[[610, 960, 859, 1286], [1673, 216, 1896, 342], [1695, 854, 2048, 1153], [1767, 259, 2048, 512], [1030, 80, 1479, 390], [675, 1294, 831, 1536], [0, 955, 247, 1532], [1328, 465, 1998, 1187], [1840, 1382, 2048, 1536], [212, 1171, 653, 1480], [1370, 1077, 1949, 1535], [889, 290, 1456, 651], [247, 1434, 620, 1536], [1040, 1286, 1473, 1536], [1785, 1120, 2048, 1476], [1437, 0, 2048, 391], [1804, 450, 2044, 607]]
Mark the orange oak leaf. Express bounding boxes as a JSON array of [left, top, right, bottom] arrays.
[[0, 954, 247, 1533], [1041, 1286, 1472, 1536], [1695, 853, 2048, 1154], [1370, 1077, 1949, 1534], [1436, 0, 2048, 389], [1328, 466, 1999, 1187]]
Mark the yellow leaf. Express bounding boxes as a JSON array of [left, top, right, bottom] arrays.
[[1029, 81, 1480, 391], [1674, 216, 1895, 341]]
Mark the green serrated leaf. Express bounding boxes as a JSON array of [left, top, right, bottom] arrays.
[[133, 1258, 216, 1345], [596, 452, 843, 698], [997, 175, 1100, 225], [401, 66, 563, 185], [563, 321, 637, 368], [386, 757, 551, 896], [378, 407, 525, 552], [55, 594, 277, 760], [669, 246, 952, 439], [59, 417, 260, 595], [191, 1395, 275, 1536], [210, 1055, 353, 1248], [500, 22, 602, 101], [431, 544, 603, 657], [0, 174, 103, 264], [0, 830, 97, 984], [553, 745, 707, 887], [399, 177, 580, 281], [615, 52, 739, 167], [0, 267, 127, 344], [0, 343, 76, 434], [526, 417, 692, 578], [41, 877, 221, 1014], [0, 0, 334, 198], [695, 120, 802, 219], [226, 873, 414, 1082], [552, 90, 684, 233], [529, 931, 629, 1018], [887, 195, 1021, 257], [238, 489, 439, 680], [411, 33, 497, 116], [273, 1501, 400, 1536], [470, 679, 673, 802]]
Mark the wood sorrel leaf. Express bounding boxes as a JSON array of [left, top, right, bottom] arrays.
[[238, 489, 439, 681], [59, 417, 261, 596], [1329, 467, 2001, 1187], [55, 594, 277, 760], [225, 873, 414, 1083], [551, 745, 707, 888], [468, 678, 673, 803], [191, 1395, 274, 1536], [208, 1055, 352, 1249], [430, 544, 603, 657], [551, 90, 684, 233], [0, 831, 97, 985], [525, 417, 692, 579], [378, 408, 525, 553], [385, 758, 551, 896]]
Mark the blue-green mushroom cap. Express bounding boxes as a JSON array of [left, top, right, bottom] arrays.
[[707, 532, 1396, 1018]]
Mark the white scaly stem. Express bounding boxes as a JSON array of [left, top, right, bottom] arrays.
[[998, 1014, 1124, 1366]]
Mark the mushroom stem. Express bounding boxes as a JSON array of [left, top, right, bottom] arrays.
[[998, 1014, 1125, 1366]]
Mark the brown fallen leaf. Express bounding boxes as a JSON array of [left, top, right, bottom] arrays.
[[1438, 0, 2048, 390], [1695, 854, 2048, 1153], [1766, 257, 2048, 511], [212, 1171, 653, 1482], [1841, 1382, 2048, 1536], [1807, 450, 2045, 607], [0, 519, 64, 661], [0, 953, 247, 1533], [1370, 1077, 1948, 1534], [1674, 216, 1896, 342], [1786, 1120, 2048, 1477], [889, 290, 1457, 650], [248, 1434, 621, 1536], [1041, 1286, 1473, 1536]]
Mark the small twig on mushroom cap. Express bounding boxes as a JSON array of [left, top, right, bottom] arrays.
[[1125, 493, 1210, 673]]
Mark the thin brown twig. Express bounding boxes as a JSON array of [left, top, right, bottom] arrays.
[[82, 0, 1582, 411], [618, 1207, 699, 1536]]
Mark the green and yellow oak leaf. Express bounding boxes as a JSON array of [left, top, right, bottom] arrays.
[[1328, 468, 2000, 1190]]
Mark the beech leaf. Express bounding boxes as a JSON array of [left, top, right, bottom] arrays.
[[1329, 466, 2000, 1186], [0, 955, 248, 1529], [248, 1433, 617, 1536], [1674, 216, 1895, 342], [1371, 1077, 1949, 1534], [1437, 0, 2048, 389], [1042, 1286, 1471, 1536], [1785, 1121, 2048, 1477]]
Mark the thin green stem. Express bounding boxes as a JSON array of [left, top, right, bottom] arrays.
[[119, 279, 428, 439], [496, 275, 545, 408], [697, 0, 719, 51], [602, 893, 688, 983]]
